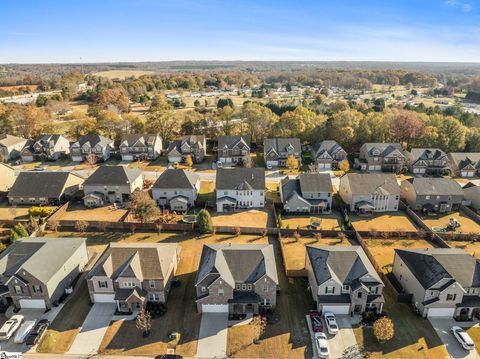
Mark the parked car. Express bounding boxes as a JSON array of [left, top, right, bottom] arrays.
[[216, 161, 223, 168], [309, 311, 322, 332], [14, 320, 36, 344], [323, 312, 339, 335], [25, 319, 50, 346], [0, 315, 24, 340], [451, 326, 475, 351], [314, 332, 330, 358]]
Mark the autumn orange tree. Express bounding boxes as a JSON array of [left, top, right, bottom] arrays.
[[373, 317, 394, 342]]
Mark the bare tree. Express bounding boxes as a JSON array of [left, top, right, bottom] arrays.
[[75, 220, 88, 233]]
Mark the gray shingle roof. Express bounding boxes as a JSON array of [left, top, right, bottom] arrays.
[[216, 168, 265, 190], [8, 171, 81, 198], [264, 138, 301, 153], [363, 143, 403, 157], [84, 166, 142, 186], [405, 177, 463, 196], [120, 134, 159, 147], [312, 140, 345, 156], [217, 135, 251, 150], [71, 134, 113, 148], [449, 153, 480, 170], [298, 173, 333, 193], [343, 173, 399, 196], [409, 148, 447, 161], [153, 169, 199, 189]]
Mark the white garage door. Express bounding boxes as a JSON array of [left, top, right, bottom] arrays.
[[122, 155, 134, 161], [202, 304, 228, 313], [321, 305, 350, 315], [19, 299, 46, 309], [427, 307, 455, 318], [93, 293, 115, 303], [318, 163, 326, 169], [461, 171, 472, 178]]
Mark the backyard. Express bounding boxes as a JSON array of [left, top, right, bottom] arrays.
[[420, 212, 480, 234], [0, 202, 32, 220], [211, 209, 269, 228], [280, 213, 342, 231], [351, 212, 418, 232], [58, 202, 129, 222], [197, 180, 215, 203]]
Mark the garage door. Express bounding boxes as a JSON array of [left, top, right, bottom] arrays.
[[19, 299, 46, 309], [122, 155, 134, 161], [202, 304, 228, 313], [321, 305, 350, 315], [93, 293, 115, 303], [461, 171, 472, 178], [427, 307, 455, 318]]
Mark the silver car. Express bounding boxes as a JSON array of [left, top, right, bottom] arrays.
[[451, 326, 475, 351]]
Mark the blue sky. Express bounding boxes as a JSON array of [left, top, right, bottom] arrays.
[[1, 0, 479, 63]]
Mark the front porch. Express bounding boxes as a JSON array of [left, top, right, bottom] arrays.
[[114, 288, 147, 314]]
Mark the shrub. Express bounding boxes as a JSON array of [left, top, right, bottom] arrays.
[[10, 223, 29, 242], [234, 227, 241, 237], [373, 317, 394, 342], [197, 209, 213, 234], [28, 207, 53, 218], [74, 220, 88, 233]]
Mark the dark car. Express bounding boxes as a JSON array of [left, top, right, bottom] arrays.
[[25, 319, 50, 346], [157, 355, 183, 359]]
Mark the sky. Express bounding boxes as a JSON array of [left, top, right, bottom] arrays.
[[1, 0, 480, 63]]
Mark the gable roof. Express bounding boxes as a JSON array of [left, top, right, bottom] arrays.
[[120, 134, 159, 147], [0, 163, 15, 192], [343, 173, 399, 196], [306, 245, 382, 286], [218, 135, 251, 150], [298, 173, 333, 193], [264, 138, 301, 154], [195, 244, 278, 287], [395, 248, 480, 289], [216, 168, 265, 190], [8, 171, 83, 198], [153, 169, 199, 189], [312, 140, 345, 157], [0, 237, 87, 284], [84, 166, 142, 186], [362, 143, 404, 158], [404, 177, 463, 196], [33, 134, 68, 147], [409, 148, 447, 162], [71, 134, 113, 148], [0, 134, 26, 148], [449, 153, 480, 170], [88, 242, 179, 281]]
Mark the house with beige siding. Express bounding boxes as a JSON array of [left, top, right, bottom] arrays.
[[217, 135, 251, 165], [311, 140, 347, 170], [0, 163, 15, 197], [119, 134, 162, 161], [151, 169, 200, 212], [20, 134, 70, 162], [167, 135, 206, 163], [355, 143, 405, 173], [448, 153, 480, 178], [0, 134, 27, 162], [70, 134, 114, 162], [405, 148, 450, 176]]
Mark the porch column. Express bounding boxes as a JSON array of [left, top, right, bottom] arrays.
[[116, 300, 120, 312], [378, 302, 383, 313]]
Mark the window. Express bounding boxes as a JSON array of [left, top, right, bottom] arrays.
[[98, 281, 108, 289], [236, 284, 241, 290], [241, 284, 247, 290], [425, 195, 430, 200], [357, 292, 362, 298], [247, 284, 253, 290], [14, 285, 23, 294], [343, 285, 350, 291], [32, 285, 42, 293], [123, 282, 136, 288], [201, 286, 206, 292], [325, 286, 335, 294], [399, 275, 402, 280], [369, 286, 378, 294], [218, 288, 224, 296], [149, 280, 155, 289], [262, 298, 271, 306], [263, 284, 269, 292], [149, 293, 160, 301], [446, 294, 457, 301]]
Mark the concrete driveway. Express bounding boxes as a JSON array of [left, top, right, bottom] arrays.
[[326, 316, 358, 359], [67, 303, 116, 355], [429, 318, 480, 359], [195, 312, 228, 359]]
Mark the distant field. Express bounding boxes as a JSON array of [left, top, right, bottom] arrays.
[[0, 84, 38, 92], [93, 70, 156, 79]]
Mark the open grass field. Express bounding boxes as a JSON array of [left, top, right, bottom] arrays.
[[420, 212, 480, 234], [59, 202, 128, 222], [93, 70, 156, 79], [280, 214, 342, 231], [211, 209, 268, 228], [364, 238, 434, 274], [351, 212, 418, 232], [280, 236, 350, 272], [0, 84, 38, 92]]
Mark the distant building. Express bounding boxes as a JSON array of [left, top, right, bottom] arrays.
[[119, 134, 162, 161], [21, 134, 70, 162], [311, 140, 347, 170]]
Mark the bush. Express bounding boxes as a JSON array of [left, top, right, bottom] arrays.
[[10, 223, 29, 242], [197, 209, 213, 234], [28, 207, 53, 218], [373, 317, 394, 342], [145, 302, 167, 318]]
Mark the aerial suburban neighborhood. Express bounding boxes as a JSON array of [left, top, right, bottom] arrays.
[[2, 1, 480, 359]]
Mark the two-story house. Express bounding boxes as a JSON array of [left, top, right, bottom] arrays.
[[306, 246, 384, 315], [8, 171, 84, 206], [83, 166, 143, 207], [151, 169, 200, 211], [20, 134, 70, 162], [87, 243, 180, 313], [0, 134, 27, 162], [463, 182, 480, 212], [0, 237, 88, 310], [280, 173, 333, 214], [195, 244, 278, 314], [393, 248, 480, 318], [263, 138, 301, 168], [339, 173, 400, 214], [217, 135, 251, 165], [167, 135, 206, 163], [448, 153, 480, 178], [405, 148, 450, 175], [355, 143, 405, 173], [119, 134, 162, 161], [311, 140, 347, 170], [70, 134, 114, 162], [216, 168, 265, 212], [401, 178, 464, 214], [0, 163, 15, 198]]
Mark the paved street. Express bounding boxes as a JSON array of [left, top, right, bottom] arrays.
[[429, 318, 480, 359], [195, 312, 228, 359]]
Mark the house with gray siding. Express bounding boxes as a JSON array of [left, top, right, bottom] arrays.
[[87, 243, 180, 313], [119, 134, 162, 161], [0, 134, 27, 162], [400, 178, 464, 214], [393, 248, 480, 318], [405, 148, 450, 175], [151, 169, 200, 211], [83, 166, 143, 207], [167, 135, 206, 163], [306, 246, 384, 315], [0, 237, 88, 310], [448, 153, 480, 178], [263, 138, 301, 168], [0, 163, 15, 197], [339, 173, 400, 214], [355, 143, 405, 173], [311, 140, 347, 170], [217, 135, 251, 165], [195, 244, 278, 314], [463, 182, 480, 211], [70, 134, 114, 162], [20, 134, 70, 162], [280, 173, 333, 214]]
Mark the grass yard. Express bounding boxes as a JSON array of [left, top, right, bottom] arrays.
[[420, 212, 480, 234], [351, 212, 418, 232], [447, 240, 480, 259], [280, 236, 350, 272], [93, 70, 156, 79], [127, 157, 167, 172], [364, 238, 434, 274], [20, 158, 73, 170], [212, 209, 268, 228], [266, 182, 281, 204], [466, 326, 480, 354], [354, 288, 448, 359], [280, 214, 341, 231], [59, 202, 128, 222], [197, 180, 215, 202], [0, 205, 31, 220], [37, 281, 92, 353]]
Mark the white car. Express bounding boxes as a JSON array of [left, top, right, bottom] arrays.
[[323, 312, 339, 335], [314, 332, 330, 358], [14, 320, 36, 344], [216, 161, 223, 169], [451, 326, 475, 351], [0, 315, 24, 341]]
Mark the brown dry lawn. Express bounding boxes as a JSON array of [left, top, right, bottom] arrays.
[[351, 212, 418, 232], [447, 241, 480, 259], [281, 214, 341, 231], [0, 205, 31, 220], [466, 326, 480, 354], [93, 70, 156, 79], [280, 236, 351, 272], [197, 180, 215, 202], [364, 238, 434, 274], [266, 182, 281, 204], [59, 202, 128, 222], [127, 157, 167, 172], [421, 212, 480, 234], [212, 209, 268, 228]]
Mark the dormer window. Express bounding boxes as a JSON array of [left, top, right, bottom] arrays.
[[98, 281, 108, 289]]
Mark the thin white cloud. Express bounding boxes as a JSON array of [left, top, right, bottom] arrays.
[[462, 3, 473, 12], [446, 0, 459, 5]]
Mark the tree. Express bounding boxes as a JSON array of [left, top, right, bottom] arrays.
[[389, 110, 425, 148], [275, 106, 324, 140], [129, 191, 160, 223], [47, 220, 60, 232], [373, 317, 394, 342], [217, 98, 234, 109], [75, 220, 88, 233], [372, 98, 385, 112], [241, 102, 278, 143], [145, 95, 178, 141], [10, 223, 29, 242], [338, 159, 350, 172], [136, 308, 152, 336], [184, 155, 193, 167], [285, 155, 299, 172], [95, 110, 125, 140], [93, 88, 129, 113], [197, 209, 213, 234]]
